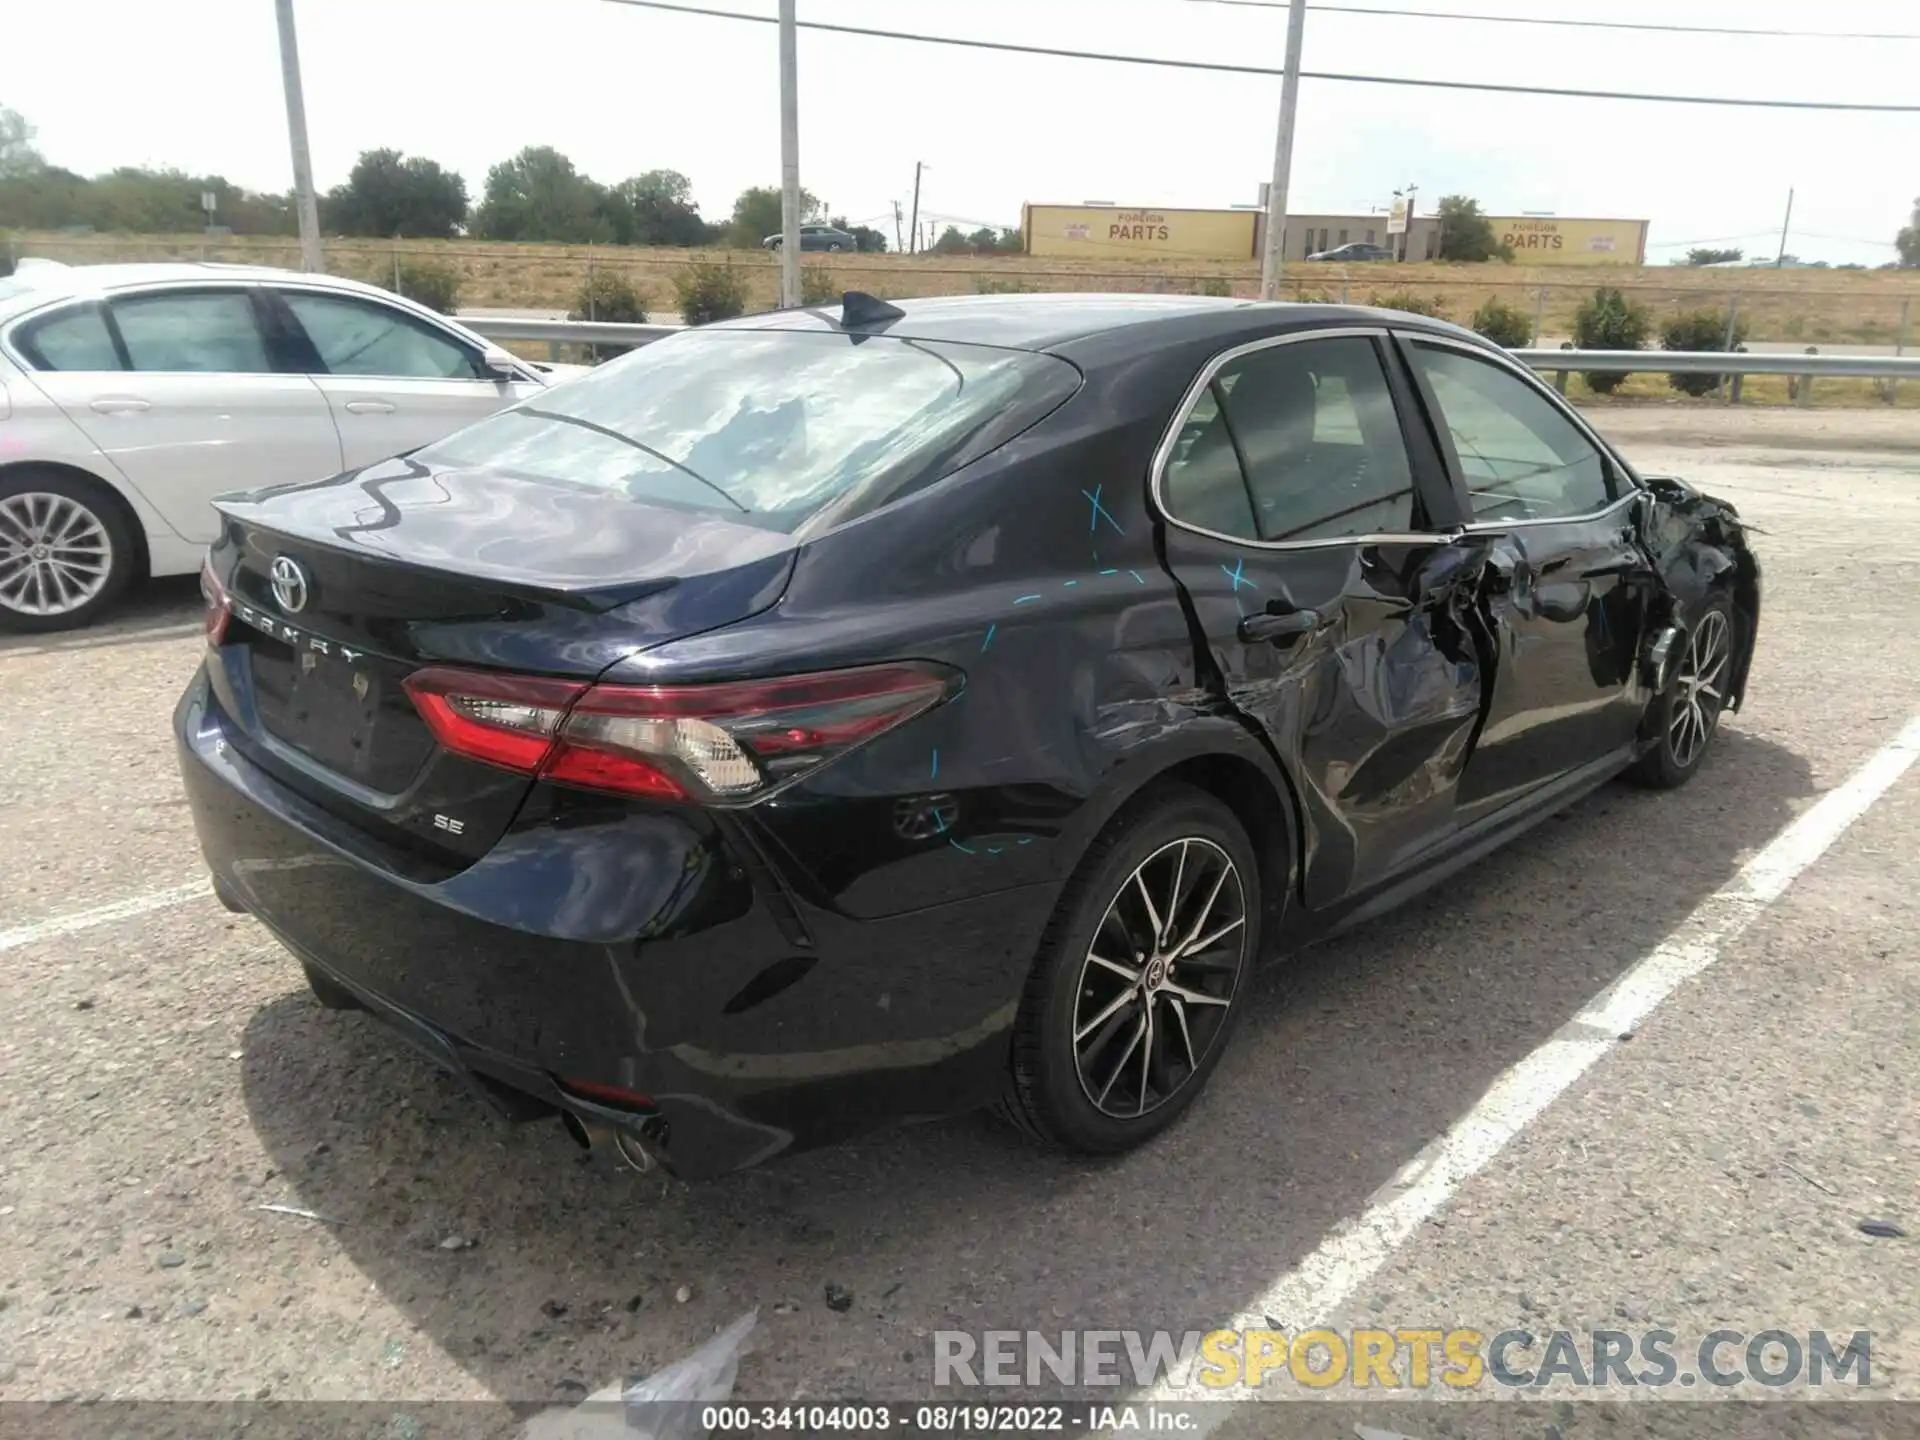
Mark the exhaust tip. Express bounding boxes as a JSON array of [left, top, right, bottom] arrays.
[[560, 1111, 593, 1151], [559, 1109, 657, 1172]]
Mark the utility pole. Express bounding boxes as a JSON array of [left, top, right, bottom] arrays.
[[909, 162, 925, 255], [777, 0, 802, 307], [1774, 186, 1795, 268], [273, 0, 324, 273], [1258, 0, 1307, 300], [892, 200, 904, 254]]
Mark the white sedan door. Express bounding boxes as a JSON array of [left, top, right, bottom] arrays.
[[17, 289, 343, 544], [271, 289, 541, 469]]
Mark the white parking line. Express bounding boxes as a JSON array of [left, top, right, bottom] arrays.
[[1147, 712, 1920, 1409], [0, 879, 211, 954]]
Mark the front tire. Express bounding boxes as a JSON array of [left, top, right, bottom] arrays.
[[1002, 785, 1259, 1155], [1628, 595, 1735, 789], [0, 470, 137, 633]]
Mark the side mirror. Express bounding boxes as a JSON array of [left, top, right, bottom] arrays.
[[479, 345, 524, 381]]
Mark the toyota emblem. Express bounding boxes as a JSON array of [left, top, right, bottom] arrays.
[[269, 555, 310, 614]]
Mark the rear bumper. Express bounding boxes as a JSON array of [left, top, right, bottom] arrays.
[[175, 670, 1059, 1178]]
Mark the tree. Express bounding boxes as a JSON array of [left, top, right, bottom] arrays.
[[931, 225, 972, 255], [0, 104, 42, 180], [1571, 286, 1652, 394], [1685, 247, 1744, 266], [325, 149, 468, 238], [474, 146, 608, 243], [727, 185, 820, 247], [1660, 306, 1748, 397], [1897, 197, 1920, 268], [601, 170, 710, 247], [825, 215, 887, 253], [1435, 195, 1507, 263]]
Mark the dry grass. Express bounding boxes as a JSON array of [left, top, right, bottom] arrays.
[[17, 230, 1920, 346]]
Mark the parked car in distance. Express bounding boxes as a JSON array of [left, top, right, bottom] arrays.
[[1307, 242, 1396, 262], [761, 223, 857, 252], [0, 260, 574, 631], [178, 292, 1759, 1180]]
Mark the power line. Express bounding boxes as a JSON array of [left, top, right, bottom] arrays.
[[1188, 0, 1920, 42], [598, 0, 1920, 112]]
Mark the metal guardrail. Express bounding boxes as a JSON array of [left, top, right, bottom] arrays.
[[459, 318, 1920, 388], [1510, 348, 1920, 378]]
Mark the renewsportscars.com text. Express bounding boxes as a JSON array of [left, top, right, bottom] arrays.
[[933, 1327, 1871, 1391]]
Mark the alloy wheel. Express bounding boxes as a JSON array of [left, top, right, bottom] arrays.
[[0, 492, 115, 618], [1071, 837, 1247, 1119], [1669, 609, 1730, 768]]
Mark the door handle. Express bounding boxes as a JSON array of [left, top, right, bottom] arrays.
[[343, 400, 396, 415], [1238, 608, 1323, 643], [88, 397, 149, 414]]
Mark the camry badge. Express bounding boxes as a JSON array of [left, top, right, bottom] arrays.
[[269, 556, 310, 614]]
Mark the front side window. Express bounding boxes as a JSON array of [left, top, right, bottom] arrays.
[[1162, 335, 1420, 543], [414, 329, 1080, 533], [13, 304, 122, 372], [280, 292, 479, 379], [1409, 343, 1614, 522], [110, 290, 271, 373]]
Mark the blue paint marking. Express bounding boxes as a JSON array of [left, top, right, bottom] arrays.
[[1061, 579, 1078, 588], [1083, 484, 1125, 536], [930, 749, 939, 781], [1129, 569, 1145, 585], [933, 811, 949, 835], [1099, 568, 1118, 576], [1013, 594, 1042, 605], [987, 845, 1004, 855], [1017, 836, 1035, 846], [980, 622, 996, 652], [1222, 558, 1257, 592], [948, 839, 977, 855]]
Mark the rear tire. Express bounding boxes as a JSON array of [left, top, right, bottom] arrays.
[[1628, 594, 1735, 790], [0, 469, 138, 633], [1001, 784, 1259, 1155]]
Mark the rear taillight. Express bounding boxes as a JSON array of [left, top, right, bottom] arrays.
[[403, 662, 957, 804], [200, 558, 229, 646]]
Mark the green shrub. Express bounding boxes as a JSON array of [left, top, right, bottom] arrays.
[[1659, 307, 1747, 396], [800, 266, 839, 306], [1368, 289, 1449, 321], [394, 258, 460, 313], [570, 269, 649, 360], [1571, 286, 1651, 394], [1194, 275, 1233, 298], [1470, 297, 1533, 349], [674, 258, 749, 326]]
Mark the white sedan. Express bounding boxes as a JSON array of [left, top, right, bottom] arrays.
[[0, 260, 575, 631]]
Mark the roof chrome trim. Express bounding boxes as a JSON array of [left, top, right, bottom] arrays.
[[1147, 324, 1448, 552]]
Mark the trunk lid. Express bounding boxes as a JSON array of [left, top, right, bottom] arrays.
[[204, 456, 796, 869]]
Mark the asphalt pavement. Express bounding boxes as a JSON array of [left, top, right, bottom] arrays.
[[0, 407, 1915, 1432]]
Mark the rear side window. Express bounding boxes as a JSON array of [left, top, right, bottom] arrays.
[[13, 305, 122, 372], [110, 291, 271, 373], [414, 329, 1081, 533], [280, 292, 480, 379], [1162, 335, 1419, 543]]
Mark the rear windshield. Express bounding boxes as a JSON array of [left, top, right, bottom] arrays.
[[416, 328, 1081, 532]]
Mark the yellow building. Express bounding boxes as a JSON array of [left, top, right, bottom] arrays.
[[1022, 203, 1259, 261], [1485, 217, 1649, 266]]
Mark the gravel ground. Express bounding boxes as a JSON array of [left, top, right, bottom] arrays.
[[0, 407, 1915, 1433]]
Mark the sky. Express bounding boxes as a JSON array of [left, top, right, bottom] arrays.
[[2, 0, 1916, 266]]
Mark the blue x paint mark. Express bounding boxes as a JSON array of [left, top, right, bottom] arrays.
[[980, 622, 996, 652], [1222, 559, 1257, 592], [948, 839, 976, 855], [1014, 594, 1042, 605], [1062, 579, 1078, 588], [930, 748, 939, 781], [1017, 836, 1035, 845], [1083, 485, 1124, 536], [1129, 570, 1145, 585], [1098, 568, 1118, 576], [987, 846, 1004, 855]]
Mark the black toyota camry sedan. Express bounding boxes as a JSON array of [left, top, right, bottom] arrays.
[[177, 293, 1759, 1179]]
